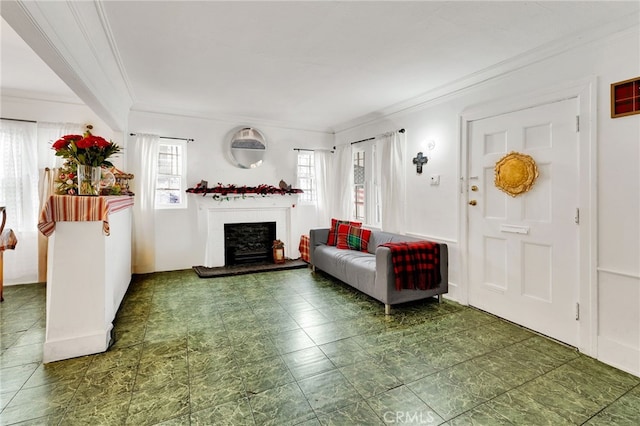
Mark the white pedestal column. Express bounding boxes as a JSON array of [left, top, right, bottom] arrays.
[[43, 208, 132, 363]]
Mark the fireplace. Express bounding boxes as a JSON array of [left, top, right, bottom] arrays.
[[193, 195, 294, 268], [224, 221, 276, 265]]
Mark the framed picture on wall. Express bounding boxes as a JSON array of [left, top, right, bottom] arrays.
[[611, 77, 640, 118]]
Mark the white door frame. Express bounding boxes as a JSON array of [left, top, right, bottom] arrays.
[[458, 77, 598, 357]]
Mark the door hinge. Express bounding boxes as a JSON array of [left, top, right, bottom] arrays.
[[575, 302, 580, 320], [574, 208, 580, 224], [576, 115, 580, 132]]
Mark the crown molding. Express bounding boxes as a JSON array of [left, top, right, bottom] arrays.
[[1, 88, 84, 106], [130, 103, 335, 136], [332, 14, 640, 134]]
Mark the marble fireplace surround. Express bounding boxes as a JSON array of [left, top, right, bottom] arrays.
[[194, 195, 295, 268]]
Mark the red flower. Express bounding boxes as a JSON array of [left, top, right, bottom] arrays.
[[94, 136, 111, 148], [52, 134, 83, 150], [52, 139, 67, 150], [75, 137, 92, 149]]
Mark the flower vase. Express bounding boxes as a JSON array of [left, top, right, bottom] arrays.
[[77, 165, 102, 196]]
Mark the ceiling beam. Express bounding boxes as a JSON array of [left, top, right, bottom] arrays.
[[1, 0, 133, 131]]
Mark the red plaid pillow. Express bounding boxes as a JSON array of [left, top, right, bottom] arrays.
[[336, 224, 371, 252], [327, 218, 362, 246]]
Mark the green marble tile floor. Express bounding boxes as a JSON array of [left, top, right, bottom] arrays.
[[1, 269, 639, 425]]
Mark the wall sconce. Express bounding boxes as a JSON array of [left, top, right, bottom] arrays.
[[412, 140, 436, 174]]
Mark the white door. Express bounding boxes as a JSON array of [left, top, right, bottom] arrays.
[[468, 98, 579, 346]]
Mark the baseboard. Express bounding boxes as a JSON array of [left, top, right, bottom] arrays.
[[597, 336, 640, 377], [43, 326, 112, 363], [442, 281, 461, 304]]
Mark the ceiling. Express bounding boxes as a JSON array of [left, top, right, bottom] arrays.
[[2, 1, 639, 133]]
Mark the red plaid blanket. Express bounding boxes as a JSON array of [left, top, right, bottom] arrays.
[[299, 235, 310, 263], [381, 241, 441, 291]]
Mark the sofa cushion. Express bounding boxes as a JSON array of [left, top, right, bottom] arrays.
[[327, 218, 362, 246], [336, 224, 371, 252], [313, 245, 376, 290]]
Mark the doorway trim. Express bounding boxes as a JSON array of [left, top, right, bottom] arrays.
[[458, 77, 598, 357]]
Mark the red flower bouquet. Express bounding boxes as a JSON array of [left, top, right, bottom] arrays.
[[52, 125, 121, 167]]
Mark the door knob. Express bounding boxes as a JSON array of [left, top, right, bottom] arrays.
[[468, 200, 477, 206], [471, 185, 479, 192]]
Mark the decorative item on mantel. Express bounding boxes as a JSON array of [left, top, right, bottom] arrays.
[[186, 182, 303, 201], [279, 179, 292, 191], [52, 125, 122, 196]]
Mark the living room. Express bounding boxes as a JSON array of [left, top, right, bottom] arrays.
[[1, 1, 639, 424]]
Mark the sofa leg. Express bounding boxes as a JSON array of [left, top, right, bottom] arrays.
[[311, 265, 316, 273], [438, 294, 443, 304], [385, 304, 391, 315]]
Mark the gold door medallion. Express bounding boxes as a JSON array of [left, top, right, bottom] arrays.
[[494, 152, 539, 197]]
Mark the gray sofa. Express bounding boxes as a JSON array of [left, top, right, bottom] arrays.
[[309, 228, 448, 314]]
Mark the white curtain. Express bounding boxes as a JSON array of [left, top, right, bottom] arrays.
[[378, 130, 406, 233], [36, 122, 84, 282], [37, 122, 84, 170], [128, 133, 159, 273], [332, 144, 353, 219], [0, 119, 38, 284], [313, 150, 332, 225]]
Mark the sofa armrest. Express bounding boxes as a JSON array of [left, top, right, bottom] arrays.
[[375, 246, 395, 290], [309, 228, 329, 265], [375, 242, 449, 292]]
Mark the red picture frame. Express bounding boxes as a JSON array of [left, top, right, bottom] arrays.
[[611, 77, 640, 118]]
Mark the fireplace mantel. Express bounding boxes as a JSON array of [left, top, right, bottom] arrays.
[[192, 194, 297, 267], [192, 193, 297, 209]]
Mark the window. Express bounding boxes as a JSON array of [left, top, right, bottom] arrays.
[[296, 151, 316, 203], [155, 140, 187, 208], [352, 143, 381, 227]]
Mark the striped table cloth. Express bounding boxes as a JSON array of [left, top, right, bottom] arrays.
[[38, 195, 135, 237]]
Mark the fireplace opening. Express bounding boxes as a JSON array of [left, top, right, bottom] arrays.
[[224, 222, 276, 265]]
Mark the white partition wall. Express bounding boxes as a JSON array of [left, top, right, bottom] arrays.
[[43, 208, 132, 363]]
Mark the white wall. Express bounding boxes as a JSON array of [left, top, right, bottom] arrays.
[[128, 111, 333, 271], [334, 27, 640, 375]]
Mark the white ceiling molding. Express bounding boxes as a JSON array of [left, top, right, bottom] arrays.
[[333, 12, 640, 134], [129, 103, 335, 135], [1, 90, 85, 106], [1, 0, 133, 131]]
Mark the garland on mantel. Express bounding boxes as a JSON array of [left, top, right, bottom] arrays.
[[186, 182, 303, 200]]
